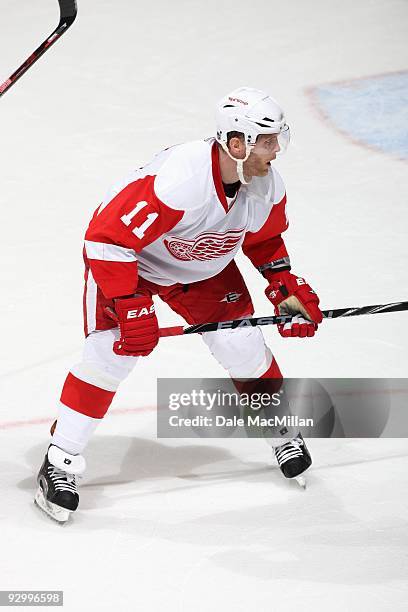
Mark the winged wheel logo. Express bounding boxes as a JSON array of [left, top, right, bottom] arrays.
[[164, 230, 244, 261]]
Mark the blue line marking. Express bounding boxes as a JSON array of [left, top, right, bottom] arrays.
[[313, 72, 408, 159]]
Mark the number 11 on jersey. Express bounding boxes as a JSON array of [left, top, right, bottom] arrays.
[[120, 201, 159, 239]]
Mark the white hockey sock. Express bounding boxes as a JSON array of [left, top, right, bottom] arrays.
[[51, 403, 100, 455]]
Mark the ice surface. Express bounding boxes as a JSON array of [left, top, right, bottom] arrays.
[[1, 1, 407, 610], [311, 72, 408, 159]]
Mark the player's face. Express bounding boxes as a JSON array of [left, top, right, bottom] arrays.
[[244, 134, 280, 178]]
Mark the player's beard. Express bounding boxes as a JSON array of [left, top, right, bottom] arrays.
[[243, 155, 271, 180]]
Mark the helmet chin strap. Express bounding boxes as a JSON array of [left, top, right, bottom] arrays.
[[220, 142, 254, 185]]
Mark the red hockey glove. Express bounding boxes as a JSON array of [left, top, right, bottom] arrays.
[[106, 295, 159, 356], [265, 270, 323, 338]]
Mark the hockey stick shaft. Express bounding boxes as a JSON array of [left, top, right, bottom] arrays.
[[0, 0, 77, 97], [159, 300, 408, 337]]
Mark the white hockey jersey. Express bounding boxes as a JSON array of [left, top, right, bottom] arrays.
[[84, 139, 289, 298]]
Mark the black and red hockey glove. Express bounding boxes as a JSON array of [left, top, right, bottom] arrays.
[[265, 270, 323, 338]]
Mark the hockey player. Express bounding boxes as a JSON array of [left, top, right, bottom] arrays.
[[35, 87, 322, 522]]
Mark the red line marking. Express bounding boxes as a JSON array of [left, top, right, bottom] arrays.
[[2, 387, 408, 431], [0, 405, 157, 431]]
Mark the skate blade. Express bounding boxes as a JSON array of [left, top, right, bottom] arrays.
[[34, 487, 71, 523], [294, 475, 307, 489]]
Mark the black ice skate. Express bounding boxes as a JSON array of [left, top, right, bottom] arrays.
[[274, 433, 312, 488], [34, 445, 85, 523]]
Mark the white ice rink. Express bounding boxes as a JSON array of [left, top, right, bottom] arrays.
[[1, 0, 408, 610]]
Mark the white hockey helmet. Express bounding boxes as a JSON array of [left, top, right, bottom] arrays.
[[215, 87, 290, 183], [216, 86, 289, 144]]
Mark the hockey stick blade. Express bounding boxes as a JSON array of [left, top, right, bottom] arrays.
[[159, 300, 408, 337], [0, 0, 77, 97]]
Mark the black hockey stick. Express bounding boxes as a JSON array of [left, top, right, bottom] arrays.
[[159, 300, 408, 337], [0, 0, 77, 97]]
